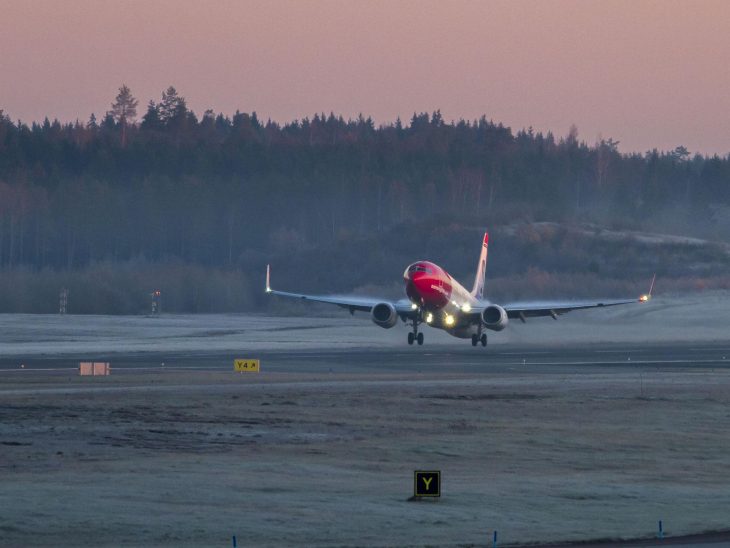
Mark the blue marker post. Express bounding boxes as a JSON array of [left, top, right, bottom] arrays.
[[232, 535, 237, 547], [658, 520, 663, 540], [493, 530, 498, 548]]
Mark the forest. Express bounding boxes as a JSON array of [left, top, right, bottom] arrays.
[[1, 85, 729, 313]]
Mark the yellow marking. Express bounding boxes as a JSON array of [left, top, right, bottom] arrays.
[[422, 476, 432, 490], [234, 359, 260, 372]]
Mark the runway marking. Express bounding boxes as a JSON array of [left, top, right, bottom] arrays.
[[0, 366, 229, 374], [593, 349, 650, 353], [689, 347, 730, 352], [117, 366, 231, 371], [0, 367, 77, 372], [514, 359, 730, 366]]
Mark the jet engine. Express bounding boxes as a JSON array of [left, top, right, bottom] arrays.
[[481, 304, 508, 331], [371, 302, 398, 329]]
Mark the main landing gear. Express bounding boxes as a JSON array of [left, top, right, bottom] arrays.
[[407, 332, 424, 345], [407, 319, 424, 346], [471, 333, 487, 347]]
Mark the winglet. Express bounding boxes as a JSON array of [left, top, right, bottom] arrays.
[[265, 264, 272, 293], [639, 273, 656, 303], [470, 231, 489, 299]]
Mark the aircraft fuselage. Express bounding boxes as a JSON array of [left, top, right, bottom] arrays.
[[404, 261, 480, 335]]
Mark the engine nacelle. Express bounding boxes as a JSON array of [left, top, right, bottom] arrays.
[[481, 304, 508, 331], [371, 302, 398, 329]]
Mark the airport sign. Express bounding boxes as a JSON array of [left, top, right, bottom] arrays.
[[414, 470, 440, 498], [234, 359, 260, 372]]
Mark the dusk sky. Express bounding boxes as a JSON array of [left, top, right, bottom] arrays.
[[2, 0, 729, 155]]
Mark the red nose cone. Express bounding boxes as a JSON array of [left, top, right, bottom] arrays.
[[403, 262, 451, 310], [405, 270, 426, 304]]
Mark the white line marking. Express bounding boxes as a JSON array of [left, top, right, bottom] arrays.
[[594, 349, 649, 354], [0, 368, 77, 372]]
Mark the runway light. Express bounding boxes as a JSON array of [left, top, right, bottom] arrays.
[[425, 312, 433, 324], [444, 314, 455, 326]]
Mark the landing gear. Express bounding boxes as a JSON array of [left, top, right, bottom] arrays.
[[408, 316, 424, 345], [472, 330, 488, 347]]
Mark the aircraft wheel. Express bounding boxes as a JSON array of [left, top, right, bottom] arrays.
[[408, 332, 414, 345], [417, 332, 424, 345], [471, 334, 478, 346], [481, 333, 487, 347]]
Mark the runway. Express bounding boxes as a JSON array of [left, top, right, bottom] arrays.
[[3, 340, 730, 375]]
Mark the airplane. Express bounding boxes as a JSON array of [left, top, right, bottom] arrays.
[[265, 232, 653, 347]]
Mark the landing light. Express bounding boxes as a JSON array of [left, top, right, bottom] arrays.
[[444, 314, 455, 326], [462, 303, 472, 312], [425, 312, 433, 324], [411, 303, 418, 310], [639, 294, 650, 302]]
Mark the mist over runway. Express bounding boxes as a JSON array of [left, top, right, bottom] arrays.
[[1, 291, 730, 375], [0, 291, 729, 358]]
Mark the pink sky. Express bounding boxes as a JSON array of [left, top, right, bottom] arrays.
[[1, 0, 729, 154]]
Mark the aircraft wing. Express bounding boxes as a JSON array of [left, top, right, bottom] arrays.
[[266, 265, 416, 316], [500, 297, 645, 320], [476, 275, 654, 321]]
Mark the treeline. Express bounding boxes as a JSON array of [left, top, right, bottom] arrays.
[[0, 85, 729, 312]]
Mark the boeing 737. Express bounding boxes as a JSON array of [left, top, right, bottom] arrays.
[[265, 232, 652, 347]]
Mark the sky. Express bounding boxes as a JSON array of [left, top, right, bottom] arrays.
[[1, 0, 729, 155]]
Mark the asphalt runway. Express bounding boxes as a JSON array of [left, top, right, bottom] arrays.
[[3, 340, 730, 375]]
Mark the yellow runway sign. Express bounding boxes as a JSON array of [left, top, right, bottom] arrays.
[[234, 359, 260, 372]]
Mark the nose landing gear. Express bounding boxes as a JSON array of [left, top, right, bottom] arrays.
[[407, 317, 424, 345]]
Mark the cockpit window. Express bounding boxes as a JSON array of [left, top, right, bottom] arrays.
[[408, 265, 432, 274]]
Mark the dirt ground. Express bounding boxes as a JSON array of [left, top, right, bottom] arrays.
[[2, 365, 730, 547]]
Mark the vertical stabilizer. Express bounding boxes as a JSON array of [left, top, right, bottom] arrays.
[[470, 232, 489, 299]]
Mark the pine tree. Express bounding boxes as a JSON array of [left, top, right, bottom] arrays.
[[109, 84, 138, 147], [159, 86, 187, 126], [141, 101, 161, 130]]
